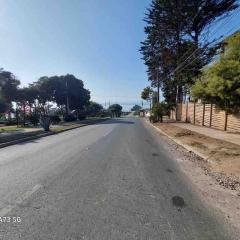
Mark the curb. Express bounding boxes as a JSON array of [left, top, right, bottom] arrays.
[[0, 132, 54, 149], [0, 118, 109, 149], [145, 119, 208, 160]]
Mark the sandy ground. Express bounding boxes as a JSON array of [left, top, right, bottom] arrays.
[[147, 121, 240, 233], [172, 122, 240, 146], [155, 123, 240, 188]]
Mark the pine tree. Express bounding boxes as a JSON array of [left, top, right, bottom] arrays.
[[140, 0, 238, 107]]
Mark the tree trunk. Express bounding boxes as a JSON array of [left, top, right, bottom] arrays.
[[23, 102, 26, 126], [16, 103, 19, 126], [40, 115, 51, 131]]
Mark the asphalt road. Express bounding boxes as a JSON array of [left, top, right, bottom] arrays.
[[0, 117, 235, 240]]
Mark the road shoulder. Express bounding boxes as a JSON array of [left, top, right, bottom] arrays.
[[143, 118, 240, 234]]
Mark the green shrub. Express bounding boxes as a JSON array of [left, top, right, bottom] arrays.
[[149, 115, 157, 123], [152, 101, 170, 122], [64, 114, 77, 122], [78, 114, 86, 120], [50, 115, 61, 124], [5, 120, 18, 126], [26, 115, 39, 126]]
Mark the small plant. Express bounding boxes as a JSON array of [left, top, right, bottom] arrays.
[[50, 115, 61, 124], [26, 115, 39, 126], [149, 115, 157, 123], [5, 120, 18, 126], [152, 101, 170, 122], [78, 113, 86, 120], [64, 114, 77, 122], [40, 115, 51, 131]]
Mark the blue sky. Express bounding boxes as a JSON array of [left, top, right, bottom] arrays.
[[0, 0, 239, 110]]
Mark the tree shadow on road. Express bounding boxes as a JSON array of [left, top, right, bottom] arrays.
[[96, 118, 135, 125], [17, 139, 40, 145]]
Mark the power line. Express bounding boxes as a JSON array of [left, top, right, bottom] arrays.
[[172, 7, 240, 76], [91, 94, 140, 99], [175, 26, 240, 75], [201, 8, 240, 41], [174, 30, 239, 76], [174, 0, 208, 65]]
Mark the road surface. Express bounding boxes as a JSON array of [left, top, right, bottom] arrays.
[[0, 118, 235, 239]]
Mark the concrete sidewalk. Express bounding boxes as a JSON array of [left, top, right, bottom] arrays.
[[171, 122, 240, 146]]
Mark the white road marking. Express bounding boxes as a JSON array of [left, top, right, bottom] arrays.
[[0, 184, 42, 217], [103, 129, 113, 137]]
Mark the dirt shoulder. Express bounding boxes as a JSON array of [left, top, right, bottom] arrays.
[[153, 122, 240, 190], [146, 120, 240, 232]]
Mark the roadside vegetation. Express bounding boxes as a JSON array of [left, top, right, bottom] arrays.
[[108, 104, 122, 118], [191, 32, 240, 113], [0, 71, 122, 132], [140, 0, 239, 119], [131, 105, 142, 115], [139, 0, 240, 194]]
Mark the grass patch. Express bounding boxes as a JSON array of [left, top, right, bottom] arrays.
[[0, 125, 23, 133], [174, 130, 193, 137], [0, 125, 40, 133]]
